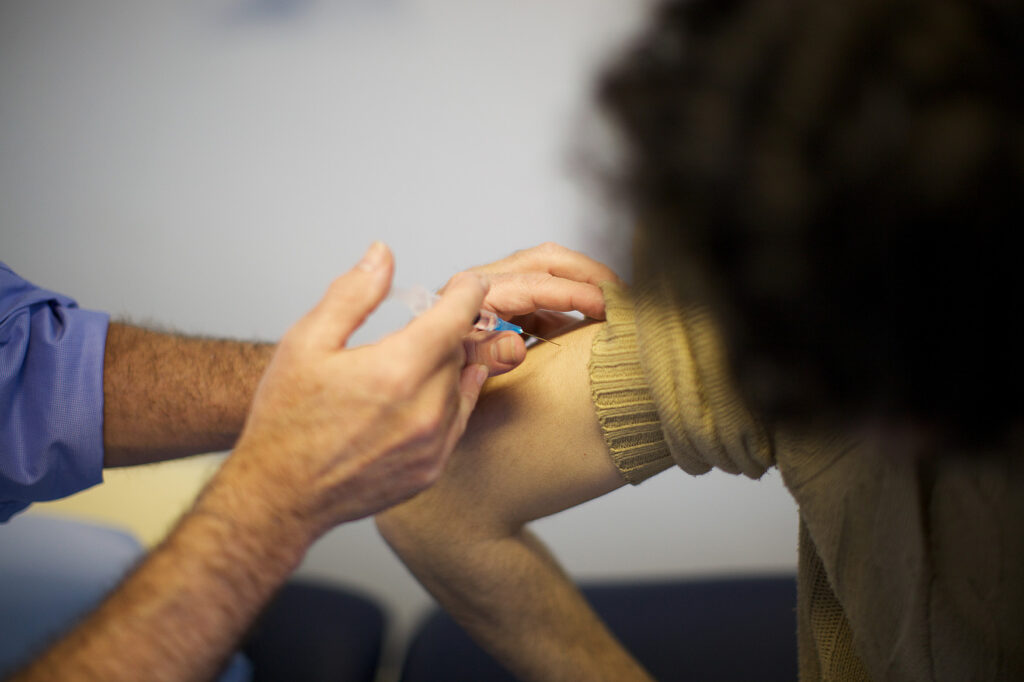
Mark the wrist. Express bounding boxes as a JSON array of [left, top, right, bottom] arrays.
[[192, 453, 317, 572]]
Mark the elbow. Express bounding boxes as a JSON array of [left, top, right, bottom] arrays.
[[375, 494, 519, 565], [374, 503, 421, 556], [374, 496, 464, 562], [375, 500, 480, 584]]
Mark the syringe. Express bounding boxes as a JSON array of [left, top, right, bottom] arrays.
[[389, 285, 559, 345]]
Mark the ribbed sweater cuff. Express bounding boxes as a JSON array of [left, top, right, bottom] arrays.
[[588, 282, 674, 485]]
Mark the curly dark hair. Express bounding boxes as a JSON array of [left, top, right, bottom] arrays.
[[599, 0, 1024, 444]]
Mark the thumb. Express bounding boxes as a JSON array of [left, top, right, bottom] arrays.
[[306, 241, 394, 348], [464, 331, 527, 377]]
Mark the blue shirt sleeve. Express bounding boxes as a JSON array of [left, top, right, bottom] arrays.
[[0, 262, 109, 522]]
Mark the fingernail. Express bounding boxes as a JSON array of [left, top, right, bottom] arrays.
[[476, 273, 490, 290], [472, 364, 489, 388], [493, 334, 519, 365], [358, 241, 387, 272]]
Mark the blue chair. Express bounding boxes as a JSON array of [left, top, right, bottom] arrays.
[[0, 513, 388, 682], [0, 513, 251, 681], [400, 575, 798, 682]]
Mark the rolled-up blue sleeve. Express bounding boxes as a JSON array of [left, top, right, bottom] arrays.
[[0, 262, 109, 522]]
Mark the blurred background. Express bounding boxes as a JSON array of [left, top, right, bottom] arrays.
[[1, 0, 798, 675]]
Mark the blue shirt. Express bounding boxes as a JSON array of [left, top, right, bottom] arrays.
[[0, 263, 109, 522]]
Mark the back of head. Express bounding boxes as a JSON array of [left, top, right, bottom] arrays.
[[599, 0, 1024, 446]]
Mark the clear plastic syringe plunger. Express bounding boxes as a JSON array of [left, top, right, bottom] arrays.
[[389, 285, 559, 344]]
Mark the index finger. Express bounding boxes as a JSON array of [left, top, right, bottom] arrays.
[[387, 272, 489, 374], [478, 242, 622, 287], [482, 272, 608, 320]]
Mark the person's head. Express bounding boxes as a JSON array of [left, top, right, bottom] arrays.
[[599, 0, 1024, 446]]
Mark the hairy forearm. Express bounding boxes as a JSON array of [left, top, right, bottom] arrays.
[[378, 322, 653, 681], [103, 323, 275, 466], [10, 453, 310, 682]]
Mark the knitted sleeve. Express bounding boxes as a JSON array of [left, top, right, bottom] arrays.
[[588, 280, 774, 484]]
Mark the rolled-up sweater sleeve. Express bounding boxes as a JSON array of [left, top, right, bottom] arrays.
[[588, 280, 773, 484], [0, 263, 109, 522]]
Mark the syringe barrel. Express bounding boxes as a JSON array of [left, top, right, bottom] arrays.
[[389, 285, 439, 316]]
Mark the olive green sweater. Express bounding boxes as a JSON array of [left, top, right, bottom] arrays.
[[589, 281, 1024, 681]]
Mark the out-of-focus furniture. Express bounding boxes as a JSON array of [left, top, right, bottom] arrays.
[[0, 513, 388, 682], [400, 575, 799, 682], [242, 580, 385, 682], [0, 513, 252, 681]]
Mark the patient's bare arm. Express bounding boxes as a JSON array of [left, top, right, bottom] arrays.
[[376, 322, 655, 682]]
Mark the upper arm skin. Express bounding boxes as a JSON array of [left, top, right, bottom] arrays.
[[379, 320, 626, 539], [376, 320, 657, 682]]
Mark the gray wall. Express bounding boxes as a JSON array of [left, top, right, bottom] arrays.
[[1, 0, 798, 668]]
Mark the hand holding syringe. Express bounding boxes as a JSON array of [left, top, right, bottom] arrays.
[[390, 285, 560, 345]]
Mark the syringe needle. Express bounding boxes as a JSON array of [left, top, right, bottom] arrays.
[[523, 332, 561, 346]]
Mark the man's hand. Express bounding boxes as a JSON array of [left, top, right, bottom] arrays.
[[12, 241, 622, 682], [10, 242, 491, 682], [469, 242, 620, 320], [454, 242, 622, 376], [219, 241, 491, 536]]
